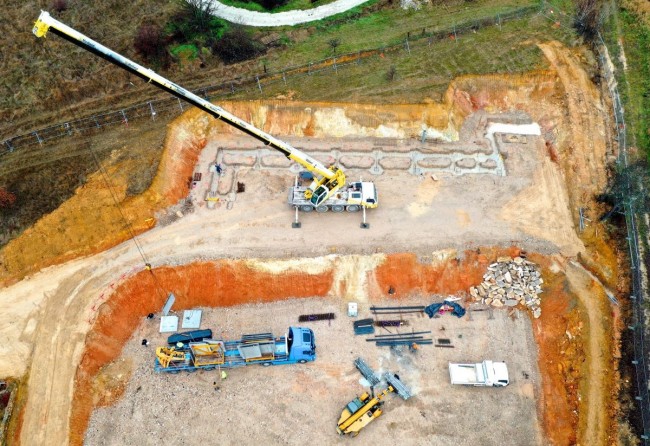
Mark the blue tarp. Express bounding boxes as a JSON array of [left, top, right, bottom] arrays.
[[424, 301, 466, 318]]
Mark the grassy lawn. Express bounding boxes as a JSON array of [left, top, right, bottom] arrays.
[[265, 0, 538, 68], [230, 13, 576, 103]]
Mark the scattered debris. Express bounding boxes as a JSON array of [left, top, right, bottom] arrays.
[[298, 313, 336, 322], [424, 300, 466, 318], [469, 256, 543, 318]]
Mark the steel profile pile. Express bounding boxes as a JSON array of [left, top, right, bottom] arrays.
[[298, 313, 336, 322], [366, 330, 433, 347], [370, 305, 425, 315]]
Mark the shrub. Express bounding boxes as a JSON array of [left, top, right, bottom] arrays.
[[134, 23, 170, 67], [51, 0, 68, 13], [213, 26, 265, 64], [0, 188, 16, 208]]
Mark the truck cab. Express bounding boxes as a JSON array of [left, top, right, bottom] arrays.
[[288, 326, 316, 363]]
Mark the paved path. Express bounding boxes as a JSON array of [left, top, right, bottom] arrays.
[[204, 0, 370, 26]]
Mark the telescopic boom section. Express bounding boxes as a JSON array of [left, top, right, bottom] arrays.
[[33, 11, 346, 204]]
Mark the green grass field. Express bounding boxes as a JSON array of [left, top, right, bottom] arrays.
[[231, 13, 576, 103]]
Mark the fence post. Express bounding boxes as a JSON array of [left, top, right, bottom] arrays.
[[149, 102, 156, 120], [308, 62, 313, 75], [4, 140, 14, 153], [405, 38, 411, 55], [178, 98, 184, 111], [230, 82, 235, 94], [121, 110, 128, 126], [33, 131, 43, 145], [282, 71, 287, 85], [93, 117, 101, 129], [497, 14, 501, 30], [454, 25, 458, 42], [256, 75, 262, 93], [64, 122, 72, 136], [357, 51, 361, 64], [333, 57, 337, 74]]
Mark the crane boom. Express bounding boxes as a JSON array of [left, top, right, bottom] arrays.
[[32, 11, 347, 205]]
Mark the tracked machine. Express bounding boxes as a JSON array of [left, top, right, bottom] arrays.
[[32, 11, 378, 227]]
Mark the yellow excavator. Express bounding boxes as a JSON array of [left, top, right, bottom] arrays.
[[337, 369, 411, 437]]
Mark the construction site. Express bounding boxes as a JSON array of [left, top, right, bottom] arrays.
[[0, 0, 641, 445]]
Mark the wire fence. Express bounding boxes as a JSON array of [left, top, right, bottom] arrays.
[[597, 27, 650, 445], [0, 3, 543, 156]]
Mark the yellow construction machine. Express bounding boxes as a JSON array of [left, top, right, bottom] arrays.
[[337, 367, 412, 437], [337, 387, 393, 436]]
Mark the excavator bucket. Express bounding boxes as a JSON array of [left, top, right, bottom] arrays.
[[384, 373, 412, 400]]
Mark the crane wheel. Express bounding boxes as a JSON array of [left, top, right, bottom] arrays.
[[300, 205, 313, 212], [346, 205, 360, 212], [298, 359, 308, 364], [316, 206, 328, 213], [332, 205, 344, 212]]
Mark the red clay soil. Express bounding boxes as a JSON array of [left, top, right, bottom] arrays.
[[69, 260, 334, 446], [532, 257, 583, 446], [372, 247, 522, 298]]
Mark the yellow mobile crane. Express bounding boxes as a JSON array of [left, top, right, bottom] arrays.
[[32, 11, 378, 225]]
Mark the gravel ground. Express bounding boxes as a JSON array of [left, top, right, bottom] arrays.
[[85, 295, 542, 445]]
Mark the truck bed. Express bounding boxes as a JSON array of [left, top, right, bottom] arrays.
[[448, 363, 486, 385]]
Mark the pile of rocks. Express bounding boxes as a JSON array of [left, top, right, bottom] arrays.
[[469, 256, 544, 318]]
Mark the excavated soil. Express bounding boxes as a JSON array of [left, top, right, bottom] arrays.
[[65, 248, 612, 446]]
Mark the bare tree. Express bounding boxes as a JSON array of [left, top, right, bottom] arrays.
[[574, 0, 604, 38], [385, 65, 397, 82], [328, 38, 341, 55]]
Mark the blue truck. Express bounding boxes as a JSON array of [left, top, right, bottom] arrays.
[[155, 326, 316, 373]]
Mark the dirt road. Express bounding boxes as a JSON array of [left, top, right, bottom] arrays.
[[206, 0, 370, 27]]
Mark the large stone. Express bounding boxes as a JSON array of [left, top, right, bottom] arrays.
[[505, 299, 518, 307]]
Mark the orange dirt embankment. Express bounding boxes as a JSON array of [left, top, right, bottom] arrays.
[[0, 115, 208, 286], [69, 260, 334, 446]]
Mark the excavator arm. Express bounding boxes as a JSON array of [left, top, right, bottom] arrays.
[[33, 11, 346, 205]]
